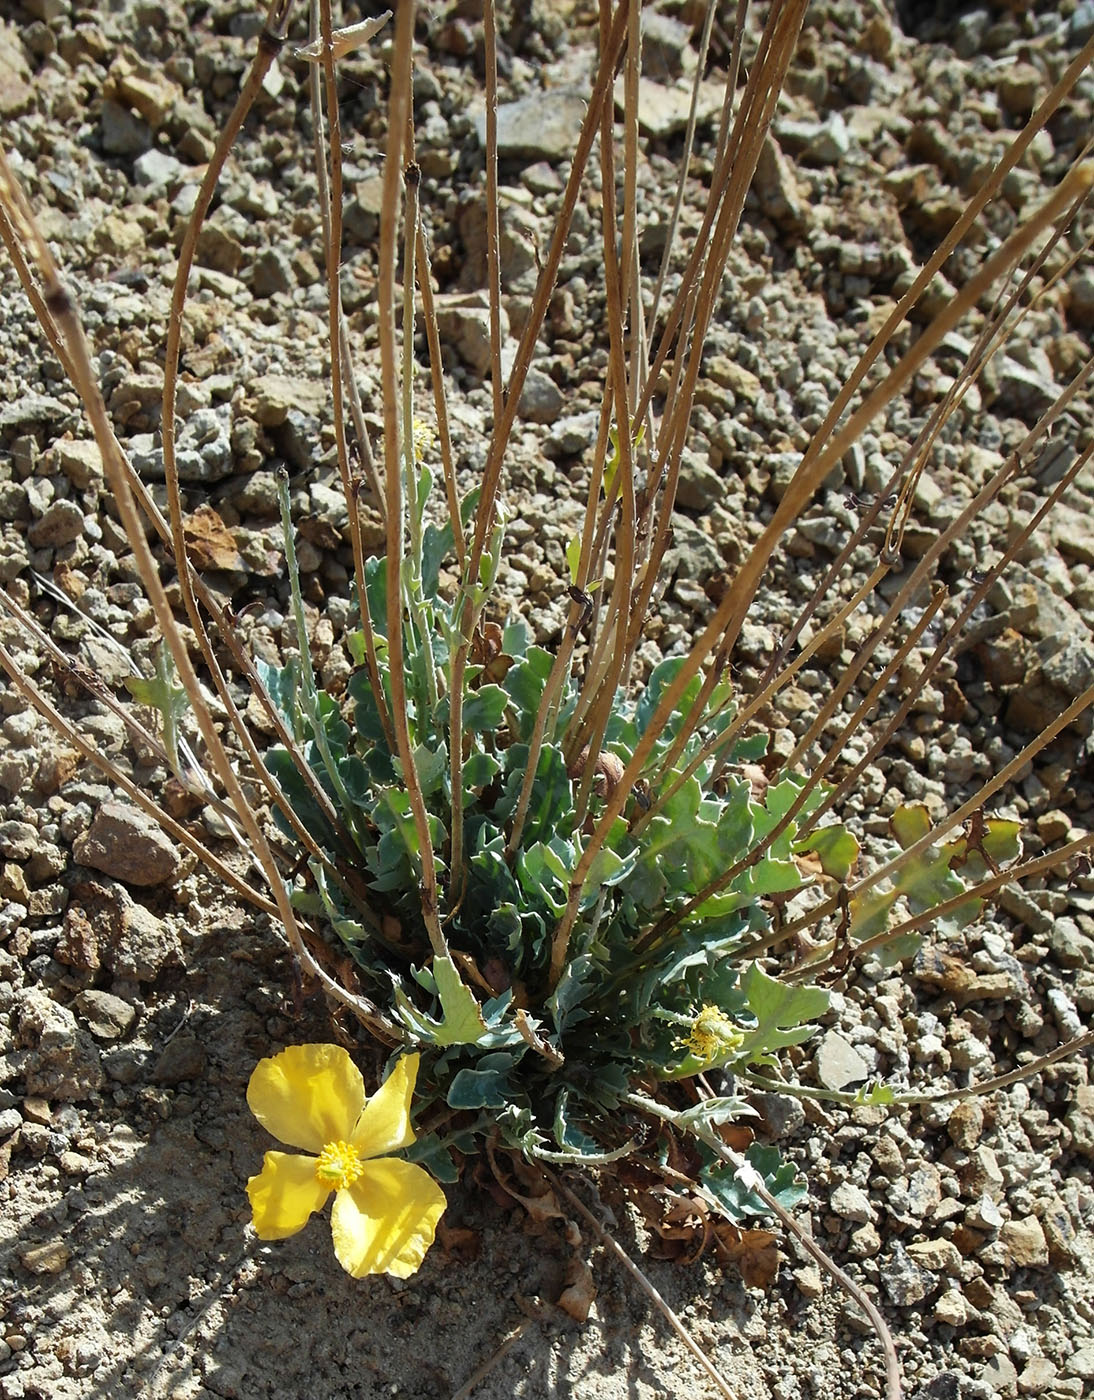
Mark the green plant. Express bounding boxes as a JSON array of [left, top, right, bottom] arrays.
[[2, 2, 1094, 1394]]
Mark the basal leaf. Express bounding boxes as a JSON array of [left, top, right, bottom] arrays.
[[393, 954, 489, 1046], [735, 962, 829, 1063]]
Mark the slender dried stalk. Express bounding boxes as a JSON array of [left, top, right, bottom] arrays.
[[543, 1168, 739, 1400]]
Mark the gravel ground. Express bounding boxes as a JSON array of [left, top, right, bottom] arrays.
[[1, 2, 1094, 1398]]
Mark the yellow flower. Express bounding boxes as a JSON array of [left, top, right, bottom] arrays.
[[684, 1004, 744, 1066], [245, 1045, 445, 1279]]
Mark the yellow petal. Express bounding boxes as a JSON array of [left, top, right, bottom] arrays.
[[351, 1054, 419, 1159], [247, 1043, 365, 1152], [247, 1151, 331, 1240], [330, 1158, 446, 1279]]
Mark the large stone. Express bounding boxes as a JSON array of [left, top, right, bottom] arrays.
[[73, 802, 181, 887], [57, 878, 181, 981], [475, 91, 588, 162], [17, 990, 103, 1102], [816, 1029, 871, 1090]]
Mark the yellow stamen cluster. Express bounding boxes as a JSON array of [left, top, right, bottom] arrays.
[[685, 1005, 743, 1065], [315, 1140, 365, 1190], [412, 419, 434, 463]]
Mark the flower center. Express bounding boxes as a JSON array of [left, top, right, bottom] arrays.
[[315, 1140, 365, 1190], [685, 1004, 743, 1064]]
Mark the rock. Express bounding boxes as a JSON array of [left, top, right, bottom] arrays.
[[52, 439, 103, 488], [72, 990, 136, 1040], [749, 1089, 806, 1139], [1041, 1197, 1080, 1268], [1067, 1347, 1094, 1382], [932, 1289, 967, 1327], [1000, 1216, 1049, 1269], [183, 504, 245, 572], [73, 802, 182, 888], [133, 148, 184, 188], [518, 368, 563, 424], [433, 295, 510, 377], [251, 247, 295, 297], [947, 1100, 983, 1149], [792, 1264, 823, 1299], [1017, 1358, 1056, 1395], [753, 136, 808, 233], [663, 515, 723, 580], [17, 990, 103, 1101], [1070, 2, 1094, 45], [815, 1029, 871, 1090], [888, 1164, 943, 1223], [830, 1182, 873, 1223], [19, 1241, 71, 1275], [27, 499, 84, 548], [476, 91, 588, 162], [152, 1033, 207, 1085], [545, 410, 600, 458], [879, 1241, 937, 1307], [57, 878, 181, 981], [100, 99, 152, 156], [906, 1239, 961, 1274], [619, 76, 725, 139], [0, 821, 38, 861], [640, 9, 693, 79], [676, 452, 724, 511], [0, 21, 33, 116], [776, 112, 851, 164], [981, 1354, 1019, 1398]]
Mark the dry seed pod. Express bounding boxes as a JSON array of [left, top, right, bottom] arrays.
[[568, 746, 627, 800]]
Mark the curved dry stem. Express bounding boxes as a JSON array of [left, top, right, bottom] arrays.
[[0, 123, 396, 1044], [375, 0, 448, 961], [542, 1167, 739, 1400], [0, 634, 277, 917], [758, 30, 1094, 681], [658, 162, 1094, 782], [627, 1092, 902, 1400]]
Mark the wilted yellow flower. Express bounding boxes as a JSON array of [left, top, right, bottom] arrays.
[[246, 1045, 445, 1279], [684, 1005, 743, 1065]]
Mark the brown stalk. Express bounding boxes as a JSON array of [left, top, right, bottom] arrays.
[[375, 0, 448, 959], [483, 0, 504, 427], [546, 160, 1093, 987], [0, 123, 395, 1041], [309, 0, 393, 752], [631, 564, 889, 839], [802, 832, 1094, 978], [657, 160, 1094, 780], [806, 428, 1094, 833], [758, 31, 1094, 682], [1, 181, 356, 854], [570, 0, 640, 830], [0, 632, 277, 918], [627, 1090, 902, 1400], [449, 0, 631, 893]]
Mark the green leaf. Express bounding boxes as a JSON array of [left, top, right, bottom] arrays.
[[125, 642, 190, 770], [421, 521, 453, 602], [734, 962, 829, 1064], [854, 1082, 896, 1106], [702, 1143, 806, 1221], [795, 823, 859, 881], [446, 1052, 517, 1109], [566, 532, 582, 586], [393, 955, 489, 1046], [503, 646, 554, 740], [553, 1086, 603, 1155], [404, 1133, 460, 1183], [462, 684, 508, 733]]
